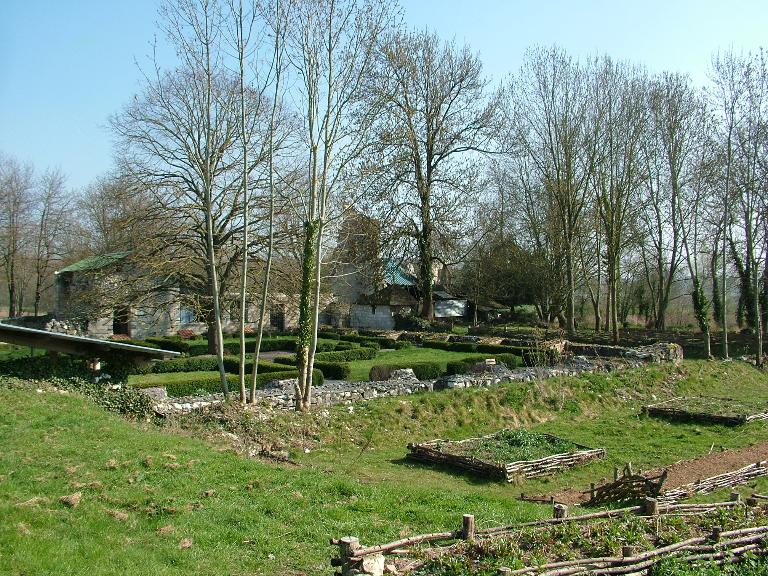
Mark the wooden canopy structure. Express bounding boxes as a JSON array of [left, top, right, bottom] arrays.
[[0, 323, 180, 361]]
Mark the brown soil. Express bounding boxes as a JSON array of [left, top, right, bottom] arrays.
[[544, 442, 768, 505]]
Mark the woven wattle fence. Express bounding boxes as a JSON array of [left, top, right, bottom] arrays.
[[407, 431, 606, 482], [330, 496, 766, 576], [658, 460, 768, 504], [642, 396, 768, 426]]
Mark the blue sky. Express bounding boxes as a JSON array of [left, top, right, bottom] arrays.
[[2, 0, 767, 191]]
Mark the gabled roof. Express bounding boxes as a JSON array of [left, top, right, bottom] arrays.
[[56, 252, 131, 274], [383, 260, 417, 287]]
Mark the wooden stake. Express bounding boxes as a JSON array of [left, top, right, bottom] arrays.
[[553, 504, 568, 519], [644, 497, 659, 516], [462, 514, 475, 541]]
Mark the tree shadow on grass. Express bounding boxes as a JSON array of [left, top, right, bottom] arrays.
[[389, 456, 503, 486]]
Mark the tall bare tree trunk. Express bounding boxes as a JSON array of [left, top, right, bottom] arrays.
[[235, 0, 250, 403], [250, 0, 282, 403]]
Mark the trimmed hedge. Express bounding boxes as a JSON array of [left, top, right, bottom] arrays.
[[313, 361, 351, 379], [145, 336, 305, 356], [446, 353, 524, 375], [422, 340, 478, 353], [270, 356, 352, 380], [317, 331, 341, 340], [368, 362, 442, 381], [144, 337, 193, 353], [0, 355, 92, 380], [333, 341, 359, 351], [157, 369, 324, 398], [338, 334, 382, 350], [316, 347, 378, 362], [139, 356, 288, 375]]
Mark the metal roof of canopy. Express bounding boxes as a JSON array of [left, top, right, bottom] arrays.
[[0, 324, 181, 360]]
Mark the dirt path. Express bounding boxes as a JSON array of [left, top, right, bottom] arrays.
[[545, 442, 768, 505]]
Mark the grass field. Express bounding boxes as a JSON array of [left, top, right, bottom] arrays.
[[3, 360, 768, 575]]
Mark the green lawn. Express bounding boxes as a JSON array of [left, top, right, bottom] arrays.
[[4, 360, 768, 575]]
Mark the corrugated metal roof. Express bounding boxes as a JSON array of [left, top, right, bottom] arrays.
[[0, 323, 180, 359], [56, 252, 131, 274]]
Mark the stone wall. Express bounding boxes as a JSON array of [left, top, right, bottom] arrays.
[[350, 304, 396, 330], [152, 369, 427, 415], [149, 342, 684, 416]]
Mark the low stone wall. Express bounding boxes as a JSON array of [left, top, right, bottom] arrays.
[[152, 369, 430, 415], [149, 343, 684, 416]]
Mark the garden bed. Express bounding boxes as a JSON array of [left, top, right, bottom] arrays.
[[643, 396, 768, 425], [407, 429, 605, 481]]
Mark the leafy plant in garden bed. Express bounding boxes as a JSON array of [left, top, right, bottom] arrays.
[[445, 429, 576, 464]]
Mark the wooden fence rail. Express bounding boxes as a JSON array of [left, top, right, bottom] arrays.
[[330, 495, 762, 576]]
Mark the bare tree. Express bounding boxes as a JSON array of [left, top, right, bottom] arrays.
[[512, 47, 597, 336], [112, 0, 266, 396], [639, 72, 701, 330], [372, 30, 498, 319], [591, 58, 647, 342], [33, 169, 71, 316], [0, 154, 34, 318], [285, 0, 394, 411]]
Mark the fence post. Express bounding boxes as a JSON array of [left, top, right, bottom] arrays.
[[462, 514, 476, 541], [643, 497, 659, 516], [622, 545, 639, 558], [553, 504, 568, 519], [335, 536, 359, 575]]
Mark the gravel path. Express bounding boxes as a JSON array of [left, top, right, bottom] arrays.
[[546, 441, 768, 505]]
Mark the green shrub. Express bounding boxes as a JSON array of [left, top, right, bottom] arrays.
[[476, 343, 522, 354], [446, 359, 474, 375], [313, 361, 351, 379], [315, 340, 339, 352], [269, 356, 353, 380], [446, 354, 523, 375], [149, 355, 289, 375], [369, 362, 441, 381], [338, 334, 381, 350], [422, 340, 478, 353], [393, 314, 433, 331], [321, 347, 377, 362], [0, 355, 97, 381], [144, 337, 192, 353], [333, 341, 359, 351], [317, 331, 341, 340]]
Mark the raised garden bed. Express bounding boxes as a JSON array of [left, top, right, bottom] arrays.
[[643, 395, 768, 425], [407, 429, 605, 481]]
